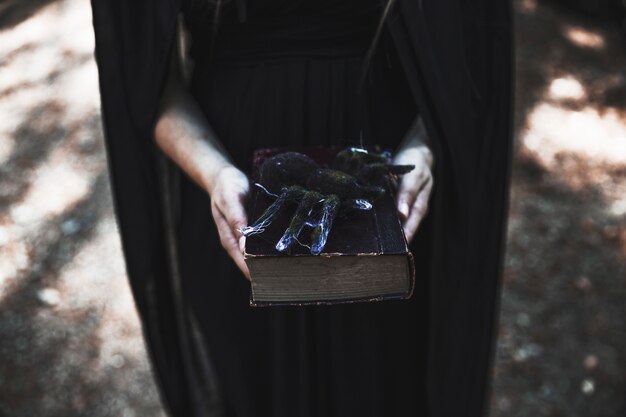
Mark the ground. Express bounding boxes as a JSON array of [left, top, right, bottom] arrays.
[[0, 0, 624, 416]]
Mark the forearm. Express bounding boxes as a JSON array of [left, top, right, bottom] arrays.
[[394, 116, 434, 168], [154, 77, 234, 195]]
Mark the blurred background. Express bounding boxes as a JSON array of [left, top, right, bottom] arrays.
[[0, 0, 624, 416]]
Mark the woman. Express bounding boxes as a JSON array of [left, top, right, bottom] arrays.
[[91, 1, 513, 416]]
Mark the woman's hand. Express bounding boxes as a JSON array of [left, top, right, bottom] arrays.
[[393, 118, 434, 244], [209, 165, 252, 280]]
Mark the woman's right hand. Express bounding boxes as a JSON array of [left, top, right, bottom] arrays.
[[208, 165, 251, 280]]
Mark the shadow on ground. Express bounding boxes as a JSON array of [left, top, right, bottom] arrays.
[[0, 0, 165, 415]]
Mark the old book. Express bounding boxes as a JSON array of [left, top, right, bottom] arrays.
[[244, 147, 416, 306]]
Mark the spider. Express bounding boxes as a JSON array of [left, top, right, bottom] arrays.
[[241, 148, 414, 255]]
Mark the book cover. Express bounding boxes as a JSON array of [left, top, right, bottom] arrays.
[[243, 147, 416, 306]]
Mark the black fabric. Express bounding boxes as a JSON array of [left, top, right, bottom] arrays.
[[180, 2, 425, 416], [385, 3, 514, 415], [90, 0, 513, 416]]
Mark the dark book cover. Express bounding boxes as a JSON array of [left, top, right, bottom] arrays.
[[244, 147, 416, 306]]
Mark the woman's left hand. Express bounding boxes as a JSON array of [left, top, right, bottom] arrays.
[[393, 142, 434, 244]]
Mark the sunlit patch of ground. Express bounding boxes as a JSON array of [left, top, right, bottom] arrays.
[[1, 0, 625, 416], [0, 1, 165, 416], [492, 1, 626, 416]]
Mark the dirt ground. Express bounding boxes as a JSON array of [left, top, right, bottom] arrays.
[[0, 1, 624, 416], [492, 2, 626, 416]]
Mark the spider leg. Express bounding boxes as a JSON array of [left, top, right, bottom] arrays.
[[310, 195, 341, 255], [386, 164, 415, 175], [276, 191, 322, 252], [241, 185, 305, 237], [358, 162, 415, 185], [345, 198, 373, 211]]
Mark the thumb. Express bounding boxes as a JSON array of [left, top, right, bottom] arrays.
[[396, 177, 417, 221]]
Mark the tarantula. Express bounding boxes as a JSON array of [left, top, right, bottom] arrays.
[[241, 148, 414, 255]]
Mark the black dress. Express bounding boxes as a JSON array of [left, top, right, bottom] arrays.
[[91, 0, 513, 415], [178, 1, 425, 416]]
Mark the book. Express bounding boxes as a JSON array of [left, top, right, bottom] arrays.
[[243, 147, 416, 306]]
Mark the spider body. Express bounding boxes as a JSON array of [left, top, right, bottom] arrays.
[[242, 148, 414, 255]]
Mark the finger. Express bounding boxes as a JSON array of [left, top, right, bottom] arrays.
[[213, 204, 239, 255], [219, 191, 249, 233], [396, 176, 419, 221], [219, 217, 251, 280], [213, 204, 252, 280], [239, 235, 246, 253], [232, 248, 251, 281], [403, 177, 433, 243], [403, 176, 432, 242], [397, 168, 431, 222]]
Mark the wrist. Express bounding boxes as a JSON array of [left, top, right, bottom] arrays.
[[202, 160, 235, 196]]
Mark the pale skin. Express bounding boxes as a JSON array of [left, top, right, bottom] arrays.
[[154, 51, 434, 281]]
